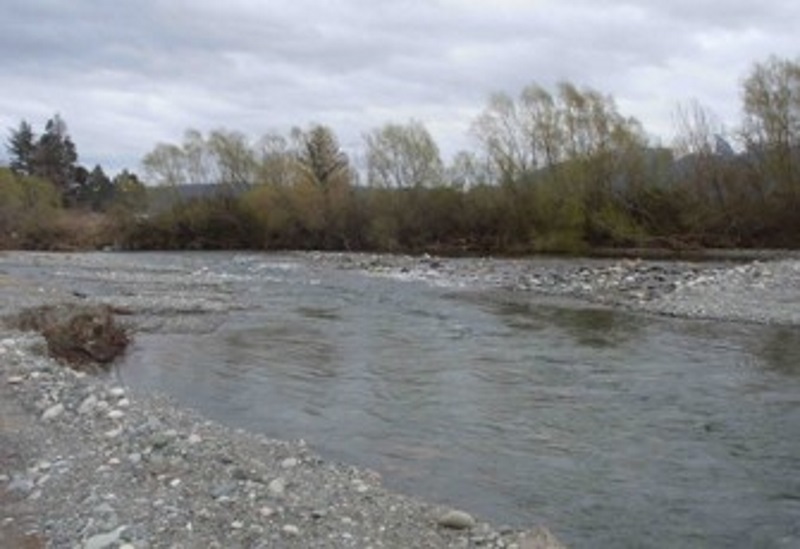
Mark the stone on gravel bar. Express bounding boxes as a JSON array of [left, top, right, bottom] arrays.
[[437, 509, 476, 530], [83, 525, 128, 549], [78, 394, 98, 414], [41, 402, 64, 421]]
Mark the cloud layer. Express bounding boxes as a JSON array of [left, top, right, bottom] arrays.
[[1, 0, 798, 174]]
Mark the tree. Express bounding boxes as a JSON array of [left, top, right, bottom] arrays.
[[111, 170, 148, 213], [740, 56, 800, 198], [70, 165, 114, 211], [364, 120, 444, 188], [293, 124, 352, 190], [471, 92, 532, 184], [446, 150, 494, 189], [182, 129, 216, 184], [207, 129, 257, 189], [33, 115, 78, 193], [142, 143, 188, 186], [256, 132, 297, 187], [7, 120, 36, 176]]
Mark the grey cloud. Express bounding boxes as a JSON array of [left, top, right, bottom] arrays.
[[1, 0, 798, 172]]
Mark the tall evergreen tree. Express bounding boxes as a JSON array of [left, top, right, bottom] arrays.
[[7, 120, 37, 176], [294, 125, 351, 190], [33, 115, 78, 193]]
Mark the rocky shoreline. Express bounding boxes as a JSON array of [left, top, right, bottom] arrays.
[[2, 250, 800, 548]]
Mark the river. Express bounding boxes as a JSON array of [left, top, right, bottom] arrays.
[[60, 253, 800, 547]]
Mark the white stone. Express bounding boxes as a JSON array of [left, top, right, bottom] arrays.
[[7, 375, 24, 385], [107, 410, 124, 420], [437, 509, 476, 530], [259, 506, 275, 518], [109, 387, 126, 398], [280, 457, 299, 469], [282, 524, 300, 536], [268, 477, 286, 497], [78, 394, 98, 415], [231, 520, 244, 529], [104, 427, 123, 439], [117, 398, 130, 408], [187, 433, 202, 445], [170, 478, 181, 488], [41, 403, 64, 421], [83, 525, 127, 549]]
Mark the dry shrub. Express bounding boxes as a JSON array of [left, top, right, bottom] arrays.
[[21, 211, 114, 251]]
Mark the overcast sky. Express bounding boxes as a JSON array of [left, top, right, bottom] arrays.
[[1, 0, 798, 176]]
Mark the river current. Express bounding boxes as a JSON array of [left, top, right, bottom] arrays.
[[111, 254, 800, 547]]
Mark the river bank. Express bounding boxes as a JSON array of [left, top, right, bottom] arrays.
[[2, 250, 800, 548]]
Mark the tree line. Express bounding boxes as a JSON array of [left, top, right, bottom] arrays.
[[3, 55, 800, 252], [1, 115, 146, 249]]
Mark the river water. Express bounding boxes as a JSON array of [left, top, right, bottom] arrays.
[[108, 254, 800, 547]]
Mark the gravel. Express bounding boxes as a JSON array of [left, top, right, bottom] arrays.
[[3, 249, 799, 548]]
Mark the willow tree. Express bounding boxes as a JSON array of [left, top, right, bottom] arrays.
[[472, 81, 648, 247], [741, 56, 800, 201], [364, 120, 444, 188]]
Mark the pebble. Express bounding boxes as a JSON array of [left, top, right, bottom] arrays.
[[117, 398, 130, 408], [7, 375, 24, 384], [281, 457, 299, 469], [7, 475, 35, 495], [188, 433, 202, 445], [259, 506, 275, 518], [268, 477, 286, 497], [104, 427, 123, 438], [109, 387, 126, 398], [83, 525, 128, 549], [41, 403, 65, 421], [437, 509, 476, 530], [78, 394, 99, 414], [282, 524, 300, 537], [107, 409, 125, 420]]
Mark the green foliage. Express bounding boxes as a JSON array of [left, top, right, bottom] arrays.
[[7, 120, 36, 176], [0, 168, 59, 248], [365, 120, 444, 188], [12, 54, 800, 254]]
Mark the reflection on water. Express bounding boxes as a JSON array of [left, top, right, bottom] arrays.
[[488, 296, 643, 348], [119, 255, 800, 548], [758, 327, 800, 375]]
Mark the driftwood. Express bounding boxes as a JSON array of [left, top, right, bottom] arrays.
[[9, 304, 130, 371]]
